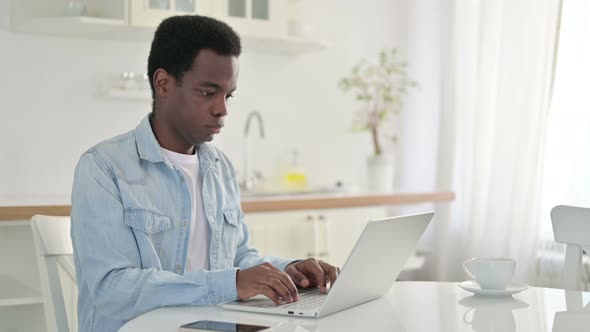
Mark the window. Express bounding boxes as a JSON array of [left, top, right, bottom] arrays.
[[539, 0, 590, 240]]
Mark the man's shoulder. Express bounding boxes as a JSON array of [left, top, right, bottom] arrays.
[[82, 130, 135, 157], [77, 129, 138, 170]]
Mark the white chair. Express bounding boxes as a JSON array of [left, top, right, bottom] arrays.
[[551, 205, 590, 291], [31, 215, 77, 332]]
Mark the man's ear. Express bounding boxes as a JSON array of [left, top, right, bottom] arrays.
[[153, 68, 172, 97]]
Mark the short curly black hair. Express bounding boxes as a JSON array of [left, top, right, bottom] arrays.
[[147, 15, 241, 106]]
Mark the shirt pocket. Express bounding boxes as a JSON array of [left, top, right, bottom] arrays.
[[124, 209, 172, 262], [220, 209, 241, 264]]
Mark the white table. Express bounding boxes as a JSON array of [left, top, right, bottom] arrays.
[[120, 281, 590, 332]]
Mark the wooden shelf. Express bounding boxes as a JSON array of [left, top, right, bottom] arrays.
[[12, 16, 329, 55], [0, 192, 455, 220], [0, 275, 42, 307]]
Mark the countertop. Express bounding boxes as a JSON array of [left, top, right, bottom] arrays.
[[0, 191, 455, 221]]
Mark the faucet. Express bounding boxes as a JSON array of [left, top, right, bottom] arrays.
[[241, 110, 265, 192]]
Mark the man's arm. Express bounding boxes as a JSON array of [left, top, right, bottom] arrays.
[[70, 152, 237, 321]]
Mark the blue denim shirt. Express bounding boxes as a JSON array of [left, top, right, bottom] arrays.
[[70, 114, 292, 332]]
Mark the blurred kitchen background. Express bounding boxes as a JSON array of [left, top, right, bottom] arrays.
[[0, 0, 442, 204], [1, 0, 589, 331]]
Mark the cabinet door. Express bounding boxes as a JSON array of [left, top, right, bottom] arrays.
[[211, 0, 287, 37], [244, 210, 314, 260], [129, 0, 214, 27], [243, 207, 387, 266]]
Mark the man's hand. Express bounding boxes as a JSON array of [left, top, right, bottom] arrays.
[[236, 262, 299, 305], [284, 258, 340, 294]]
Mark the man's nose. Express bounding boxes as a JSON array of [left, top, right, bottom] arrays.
[[213, 99, 228, 117]]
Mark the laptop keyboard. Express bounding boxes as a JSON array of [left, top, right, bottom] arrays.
[[262, 288, 327, 310]]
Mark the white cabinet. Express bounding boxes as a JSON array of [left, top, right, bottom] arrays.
[[129, 0, 287, 35], [244, 206, 427, 274], [129, 0, 214, 27], [244, 207, 387, 267], [243, 210, 316, 261], [11, 0, 128, 25], [216, 0, 287, 37], [10, 0, 329, 55], [0, 221, 47, 332]]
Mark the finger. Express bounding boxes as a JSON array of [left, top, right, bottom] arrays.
[[262, 276, 293, 303], [259, 284, 281, 305], [274, 270, 299, 301], [264, 263, 299, 301], [289, 269, 310, 289], [320, 261, 339, 289], [302, 259, 326, 292], [274, 270, 300, 301], [268, 265, 299, 301]]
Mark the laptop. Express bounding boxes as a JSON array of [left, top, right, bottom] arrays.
[[221, 212, 434, 318]]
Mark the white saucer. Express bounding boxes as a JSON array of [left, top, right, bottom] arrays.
[[458, 280, 529, 296]]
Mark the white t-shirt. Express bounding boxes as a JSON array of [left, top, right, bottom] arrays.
[[161, 147, 210, 272]]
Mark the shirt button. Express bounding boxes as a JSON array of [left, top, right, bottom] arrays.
[[177, 264, 182, 271]]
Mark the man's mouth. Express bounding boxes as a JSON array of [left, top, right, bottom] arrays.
[[208, 125, 223, 134]]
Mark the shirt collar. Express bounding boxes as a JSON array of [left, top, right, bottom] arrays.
[[134, 114, 165, 163], [134, 113, 219, 167]]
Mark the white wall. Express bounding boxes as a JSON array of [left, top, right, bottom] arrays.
[[0, 0, 442, 206]]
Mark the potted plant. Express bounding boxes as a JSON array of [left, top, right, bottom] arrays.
[[338, 48, 417, 193]]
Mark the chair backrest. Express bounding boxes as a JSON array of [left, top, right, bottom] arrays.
[[31, 215, 76, 332], [551, 205, 590, 291]]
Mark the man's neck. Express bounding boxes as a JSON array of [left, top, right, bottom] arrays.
[[149, 112, 196, 155]]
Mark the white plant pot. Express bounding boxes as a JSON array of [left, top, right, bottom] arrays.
[[367, 154, 394, 194]]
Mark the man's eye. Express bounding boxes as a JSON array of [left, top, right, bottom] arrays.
[[200, 90, 215, 97], [225, 94, 234, 101]]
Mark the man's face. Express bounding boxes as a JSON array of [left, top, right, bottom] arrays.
[[165, 49, 239, 147]]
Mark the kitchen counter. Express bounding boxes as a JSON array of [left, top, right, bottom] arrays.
[[0, 191, 454, 221]]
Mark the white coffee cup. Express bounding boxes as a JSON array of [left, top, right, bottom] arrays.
[[463, 257, 516, 290]]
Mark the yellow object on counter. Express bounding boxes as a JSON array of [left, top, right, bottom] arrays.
[[282, 172, 308, 191], [281, 148, 308, 191]]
